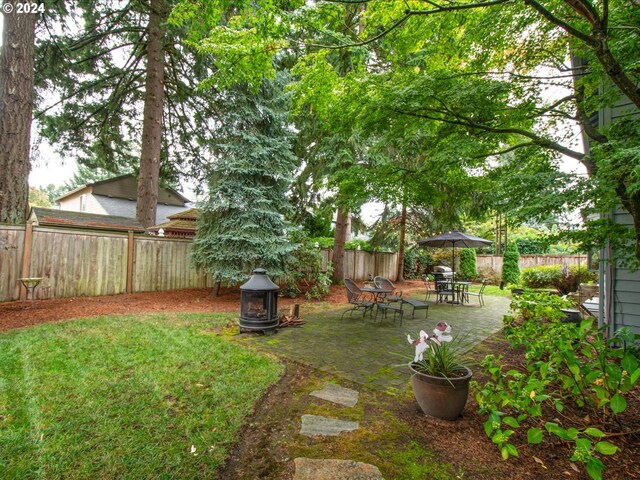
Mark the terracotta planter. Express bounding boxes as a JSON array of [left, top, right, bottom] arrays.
[[409, 364, 473, 421]]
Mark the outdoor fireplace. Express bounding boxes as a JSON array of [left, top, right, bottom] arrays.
[[239, 268, 279, 334]]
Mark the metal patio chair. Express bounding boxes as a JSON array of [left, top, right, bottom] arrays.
[[342, 278, 375, 319], [464, 279, 488, 306], [422, 274, 438, 301], [373, 276, 402, 302]]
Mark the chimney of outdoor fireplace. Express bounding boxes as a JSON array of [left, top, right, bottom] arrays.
[[239, 268, 279, 334]]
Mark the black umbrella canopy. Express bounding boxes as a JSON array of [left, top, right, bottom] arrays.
[[417, 231, 493, 280], [417, 230, 493, 248]]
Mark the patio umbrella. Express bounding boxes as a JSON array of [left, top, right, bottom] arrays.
[[417, 230, 493, 279]]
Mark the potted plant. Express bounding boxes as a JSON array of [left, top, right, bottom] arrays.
[[407, 323, 472, 420]]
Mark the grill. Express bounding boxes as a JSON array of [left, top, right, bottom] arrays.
[[433, 266, 453, 279], [239, 268, 279, 334]]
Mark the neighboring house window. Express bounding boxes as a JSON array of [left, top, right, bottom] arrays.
[[79, 194, 87, 212]]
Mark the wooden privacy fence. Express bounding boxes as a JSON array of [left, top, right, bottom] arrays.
[[1, 223, 586, 303], [0, 225, 216, 302], [320, 249, 399, 282], [0, 225, 398, 302], [476, 254, 587, 273]]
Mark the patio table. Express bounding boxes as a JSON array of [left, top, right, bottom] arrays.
[[361, 286, 393, 303], [450, 281, 472, 305]]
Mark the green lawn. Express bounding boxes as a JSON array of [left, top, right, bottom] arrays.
[[0, 313, 282, 479]]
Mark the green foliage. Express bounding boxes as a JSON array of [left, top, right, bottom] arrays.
[[403, 249, 431, 280], [309, 237, 334, 249], [282, 229, 332, 299], [475, 299, 640, 480], [521, 265, 598, 294], [515, 236, 551, 254], [28, 186, 52, 208], [501, 242, 520, 285], [459, 248, 477, 280], [190, 73, 297, 284], [508, 291, 574, 323], [410, 337, 467, 379], [344, 239, 373, 251]]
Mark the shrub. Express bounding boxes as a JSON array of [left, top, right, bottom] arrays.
[[403, 249, 432, 279], [283, 231, 332, 299], [502, 242, 520, 285], [521, 265, 598, 294], [475, 295, 640, 480], [459, 248, 477, 280], [477, 267, 501, 285]]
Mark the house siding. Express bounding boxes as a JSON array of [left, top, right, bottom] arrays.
[[610, 209, 640, 335], [92, 195, 187, 224], [595, 86, 640, 336]]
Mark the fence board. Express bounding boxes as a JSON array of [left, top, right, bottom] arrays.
[[476, 254, 587, 275], [132, 236, 210, 292]]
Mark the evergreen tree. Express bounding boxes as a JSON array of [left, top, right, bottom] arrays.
[[502, 241, 521, 286], [190, 72, 297, 287], [459, 248, 477, 280]]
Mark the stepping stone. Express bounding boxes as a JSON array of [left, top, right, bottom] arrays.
[[300, 414, 359, 437], [293, 458, 384, 480], [310, 383, 359, 407]]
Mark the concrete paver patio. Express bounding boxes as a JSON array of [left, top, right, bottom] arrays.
[[243, 293, 511, 391]]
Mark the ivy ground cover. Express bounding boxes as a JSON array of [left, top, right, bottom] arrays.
[[0, 313, 282, 479]]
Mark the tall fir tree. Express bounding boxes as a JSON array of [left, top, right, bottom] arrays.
[[0, 2, 36, 224], [36, 0, 221, 227], [190, 71, 297, 288]]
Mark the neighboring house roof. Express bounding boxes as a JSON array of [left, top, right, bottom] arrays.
[[149, 208, 200, 238], [166, 208, 200, 221], [29, 207, 146, 233], [56, 174, 190, 206]]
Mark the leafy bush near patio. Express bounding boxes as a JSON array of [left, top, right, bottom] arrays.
[[459, 248, 477, 280], [475, 293, 640, 480], [403, 249, 431, 279], [521, 264, 598, 294], [283, 230, 332, 299], [501, 242, 520, 285], [0, 313, 283, 479]]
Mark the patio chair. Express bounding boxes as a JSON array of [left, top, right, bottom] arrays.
[[373, 276, 402, 302], [464, 279, 488, 306], [422, 274, 438, 301], [342, 278, 375, 319], [435, 278, 455, 304]]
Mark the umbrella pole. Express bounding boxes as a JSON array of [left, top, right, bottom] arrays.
[[451, 244, 456, 281]]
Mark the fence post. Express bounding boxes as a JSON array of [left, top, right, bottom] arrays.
[[19, 223, 33, 300], [126, 230, 134, 294]]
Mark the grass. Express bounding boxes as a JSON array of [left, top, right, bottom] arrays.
[[0, 312, 282, 479], [481, 284, 512, 298]]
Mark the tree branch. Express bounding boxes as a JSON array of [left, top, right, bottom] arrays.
[[523, 0, 597, 46]]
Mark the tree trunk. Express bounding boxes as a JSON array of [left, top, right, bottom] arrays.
[[332, 205, 350, 282], [396, 196, 407, 281], [0, 4, 36, 224], [137, 0, 166, 229]]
